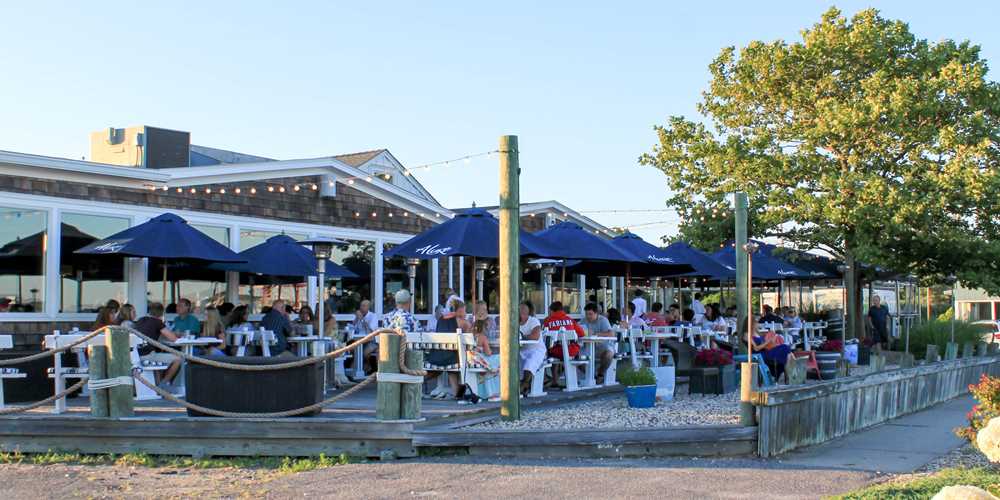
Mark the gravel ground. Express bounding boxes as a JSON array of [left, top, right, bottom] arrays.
[[918, 443, 995, 472], [470, 390, 740, 430]]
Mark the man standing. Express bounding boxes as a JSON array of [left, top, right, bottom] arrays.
[[134, 302, 181, 390], [867, 295, 891, 349], [171, 298, 201, 336], [691, 293, 706, 322], [631, 289, 647, 318], [578, 303, 616, 383], [261, 299, 293, 355], [383, 289, 417, 331]]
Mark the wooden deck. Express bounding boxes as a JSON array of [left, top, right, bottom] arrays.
[[0, 384, 624, 458]]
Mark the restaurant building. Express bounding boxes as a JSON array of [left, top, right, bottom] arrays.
[[0, 125, 612, 348]]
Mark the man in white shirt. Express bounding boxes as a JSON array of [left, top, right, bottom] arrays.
[[691, 292, 706, 323], [631, 289, 647, 318]]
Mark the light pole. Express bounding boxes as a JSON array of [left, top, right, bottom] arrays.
[[300, 237, 344, 340], [406, 258, 421, 314]]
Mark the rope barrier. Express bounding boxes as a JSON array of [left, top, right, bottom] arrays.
[[132, 373, 376, 418], [0, 379, 88, 415], [0, 328, 107, 366], [125, 327, 426, 377]]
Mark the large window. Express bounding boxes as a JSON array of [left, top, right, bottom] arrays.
[[59, 212, 130, 313], [147, 224, 231, 313], [0, 207, 47, 313], [331, 240, 374, 314], [383, 244, 430, 314]]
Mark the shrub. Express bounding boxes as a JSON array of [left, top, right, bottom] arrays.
[[956, 374, 1000, 445], [901, 319, 985, 356], [694, 348, 733, 367], [618, 366, 656, 386]]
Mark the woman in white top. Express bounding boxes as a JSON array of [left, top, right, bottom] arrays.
[[518, 301, 545, 397], [702, 304, 729, 332]]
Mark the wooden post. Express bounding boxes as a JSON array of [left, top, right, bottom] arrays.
[[499, 135, 521, 421], [376, 333, 401, 420], [925, 344, 939, 363], [87, 344, 109, 418], [962, 342, 974, 358], [734, 192, 755, 427], [945, 342, 958, 361], [400, 348, 423, 419], [977, 341, 988, 357], [106, 326, 134, 417]]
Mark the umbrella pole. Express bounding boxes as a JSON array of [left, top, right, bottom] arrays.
[[471, 257, 477, 312], [161, 263, 168, 305], [561, 265, 566, 306]]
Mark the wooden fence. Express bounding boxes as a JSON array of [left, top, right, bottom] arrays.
[[753, 355, 1000, 457]]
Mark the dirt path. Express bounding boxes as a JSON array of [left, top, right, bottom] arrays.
[[0, 456, 879, 499]]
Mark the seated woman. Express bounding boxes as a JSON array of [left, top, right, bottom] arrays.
[[701, 304, 729, 332], [748, 318, 793, 381], [223, 305, 252, 355], [518, 301, 544, 396], [118, 304, 137, 329], [295, 305, 315, 335], [198, 307, 227, 357], [471, 318, 500, 402], [92, 306, 117, 331], [424, 300, 472, 400], [622, 302, 646, 330], [473, 302, 498, 342]]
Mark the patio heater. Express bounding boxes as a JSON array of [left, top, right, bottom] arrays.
[[650, 277, 661, 306], [406, 258, 421, 314], [599, 276, 608, 313], [475, 261, 489, 303], [542, 264, 556, 311], [300, 237, 344, 340]]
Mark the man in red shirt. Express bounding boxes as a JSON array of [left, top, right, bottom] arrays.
[[543, 301, 585, 358]]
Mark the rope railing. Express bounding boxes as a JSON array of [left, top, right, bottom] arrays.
[[124, 326, 426, 377], [0, 379, 88, 415], [0, 327, 109, 366], [0, 326, 426, 417]]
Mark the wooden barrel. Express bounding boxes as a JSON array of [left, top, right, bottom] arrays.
[[815, 351, 840, 380]]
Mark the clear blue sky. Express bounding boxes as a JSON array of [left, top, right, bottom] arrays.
[[1, 2, 996, 243]]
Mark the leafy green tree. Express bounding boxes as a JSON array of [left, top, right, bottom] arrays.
[[641, 8, 1000, 338]]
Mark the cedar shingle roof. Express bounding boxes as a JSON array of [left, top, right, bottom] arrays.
[[334, 149, 386, 167]]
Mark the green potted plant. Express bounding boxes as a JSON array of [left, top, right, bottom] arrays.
[[618, 366, 657, 408]]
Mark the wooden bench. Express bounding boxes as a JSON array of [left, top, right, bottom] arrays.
[[0, 335, 27, 409]]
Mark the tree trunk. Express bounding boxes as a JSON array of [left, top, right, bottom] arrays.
[[843, 252, 865, 341]]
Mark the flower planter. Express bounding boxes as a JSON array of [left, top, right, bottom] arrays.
[[624, 384, 657, 408], [689, 364, 736, 395], [815, 351, 841, 380]]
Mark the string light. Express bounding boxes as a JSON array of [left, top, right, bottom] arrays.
[[235, 187, 241, 194], [189, 188, 196, 194], [250, 187, 257, 194], [278, 186, 286, 193], [219, 188, 226, 194], [293, 185, 300, 192], [267, 186, 275, 192], [205, 188, 212, 194], [176, 187, 183, 193]]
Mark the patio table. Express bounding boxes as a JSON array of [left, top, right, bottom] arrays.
[[642, 330, 681, 368], [578, 336, 616, 387], [164, 337, 222, 397]]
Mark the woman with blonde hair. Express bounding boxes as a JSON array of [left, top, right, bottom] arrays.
[[199, 306, 226, 357], [118, 303, 137, 328]]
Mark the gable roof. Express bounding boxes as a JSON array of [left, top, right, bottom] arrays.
[[334, 149, 385, 167]]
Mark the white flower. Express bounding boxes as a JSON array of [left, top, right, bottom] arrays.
[[932, 485, 997, 500], [977, 416, 1000, 463]]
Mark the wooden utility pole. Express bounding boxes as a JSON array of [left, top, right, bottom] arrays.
[[88, 344, 109, 417], [376, 333, 401, 420], [734, 192, 755, 427], [499, 135, 521, 420]]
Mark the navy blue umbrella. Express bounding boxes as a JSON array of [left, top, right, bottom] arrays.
[[751, 241, 841, 280], [711, 242, 810, 281], [75, 212, 245, 303], [661, 241, 736, 279], [213, 235, 357, 280], [533, 222, 640, 262], [384, 208, 556, 259]]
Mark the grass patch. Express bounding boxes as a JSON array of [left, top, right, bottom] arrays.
[[0, 450, 353, 473], [832, 467, 1000, 499]]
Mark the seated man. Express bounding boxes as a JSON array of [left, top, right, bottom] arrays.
[[542, 301, 585, 359], [783, 307, 803, 330], [383, 289, 417, 331], [644, 302, 668, 327], [260, 299, 293, 356], [171, 298, 201, 336], [666, 304, 681, 325], [578, 303, 616, 383], [134, 302, 182, 391], [675, 308, 696, 327]]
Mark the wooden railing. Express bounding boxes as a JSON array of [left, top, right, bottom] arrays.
[[753, 354, 1000, 457]]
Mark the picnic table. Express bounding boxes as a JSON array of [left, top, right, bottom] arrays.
[[577, 335, 616, 387], [167, 337, 222, 356]]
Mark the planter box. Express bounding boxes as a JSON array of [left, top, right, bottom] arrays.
[[689, 364, 736, 395], [857, 346, 871, 366], [185, 356, 323, 417], [624, 385, 656, 408]]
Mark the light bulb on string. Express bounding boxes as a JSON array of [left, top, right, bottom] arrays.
[[176, 187, 183, 193], [205, 188, 212, 194], [278, 186, 286, 193], [311, 184, 318, 190], [219, 188, 226, 194], [235, 187, 241, 194], [327, 180, 335, 187], [189, 188, 196, 194], [293, 185, 301, 192], [371, 211, 377, 217], [267, 186, 275, 192], [348, 179, 355, 185], [250, 187, 257, 194]]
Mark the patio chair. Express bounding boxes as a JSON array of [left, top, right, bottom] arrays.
[[0, 335, 27, 409], [733, 353, 774, 387], [791, 350, 821, 380]]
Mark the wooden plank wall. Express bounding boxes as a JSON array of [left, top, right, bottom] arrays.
[[754, 356, 1000, 457]]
